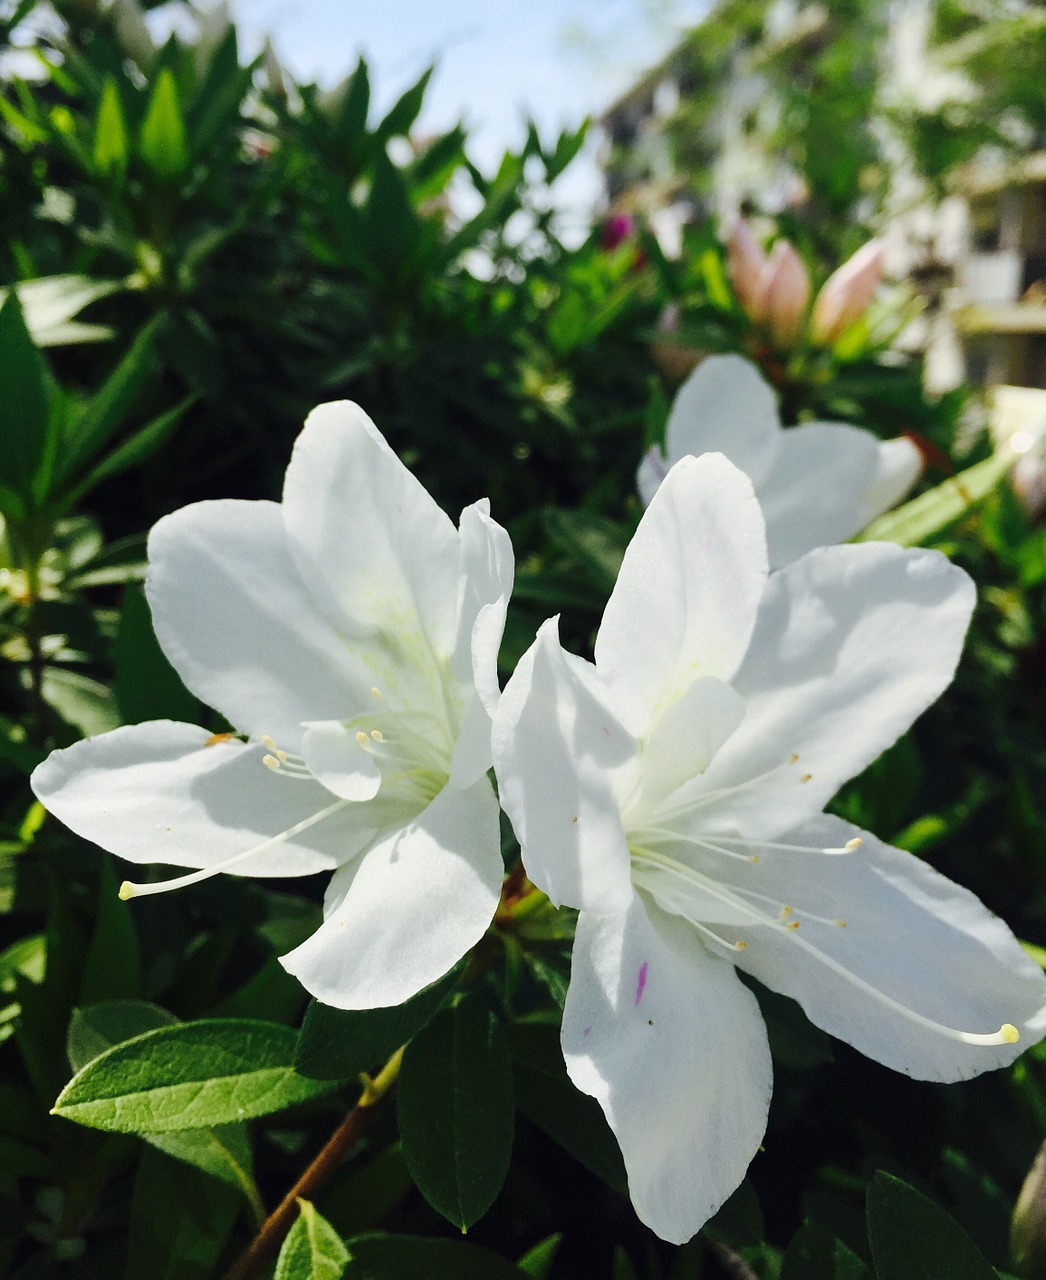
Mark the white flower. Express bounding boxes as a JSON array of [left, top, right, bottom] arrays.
[[637, 354, 923, 567], [493, 452, 1046, 1244], [31, 403, 513, 1010]]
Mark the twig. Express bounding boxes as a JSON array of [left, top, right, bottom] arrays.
[[222, 1046, 405, 1280]]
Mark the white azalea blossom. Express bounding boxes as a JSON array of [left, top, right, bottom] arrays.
[[638, 354, 923, 567], [493, 452, 1046, 1244], [31, 403, 513, 1010]]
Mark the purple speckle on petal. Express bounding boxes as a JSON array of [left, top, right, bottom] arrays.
[[583, 1026, 592, 1037], [635, 961, 649, 1005], [646, 448, 668, 481]]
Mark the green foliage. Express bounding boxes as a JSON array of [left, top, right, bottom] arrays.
[[275, 1200, 349, 1280], [867, 1171, 1000, 1279]]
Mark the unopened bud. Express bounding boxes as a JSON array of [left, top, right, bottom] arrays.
[[810, 239, 884, 345], [1012, 1134, 1046, 1275], [752, 240, 811, 347], [726, 217, 768, 317]]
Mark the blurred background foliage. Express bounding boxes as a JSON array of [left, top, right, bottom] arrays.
[[1, 1, 1046, 1277]]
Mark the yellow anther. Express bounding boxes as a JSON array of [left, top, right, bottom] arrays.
[[262, 754, 282, 771], [735, 940, 747, 950], [370, 729, 384, 742], [371, 687, 382, 699], [786, 919, 800, 930], [799, 773, 812, 783], [356, 731, 369, 747], [788, 753, 799, 764], [836, 920, 847, 928], [780, 905, 794, 918], [262, 735, 278, 750], [750, 855, 760, 863], [844, 837, 862, 851]]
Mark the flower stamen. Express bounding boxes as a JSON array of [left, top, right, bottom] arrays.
[[118, 798, 349, 900]]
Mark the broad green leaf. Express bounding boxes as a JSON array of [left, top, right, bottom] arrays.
[[507, 1017, 626, 1195], [138, 68, 190, 182], [52, 1018, 337, 1133], [126, 1146, 239, 1280], [781, 1222, 872, 1279], [857, 451, 1013, 547], [114, 583, 198, 725], [397, 998, 514, 1230], [867, 1171, 998, 1280], [343, 1233, 527, 1280], [66, 1001, 262, 1213], [295, 965, 459, 1081], [0, 276, 121, 347], [275, 1199, 349, 1280], [93, 76, 128, 183], [0, 290, 54, 500]]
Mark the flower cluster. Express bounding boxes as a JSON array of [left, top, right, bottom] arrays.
[[32, 398, 1046, 1245]]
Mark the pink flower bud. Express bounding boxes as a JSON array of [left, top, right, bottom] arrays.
[[751, 240, 811, 346], [726, 218, 768, 317], [600, 213, 635, 251], [810, 239, 884, 344]]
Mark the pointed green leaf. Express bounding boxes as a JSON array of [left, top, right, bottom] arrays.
[[275, 1200, 349, 1280], [52, 1018, 337, 1133], [56, 317, 160, 483], [857, 451, 1013, 547], [0, 276, 122, 348], [343, 1233, 527, 1280], [114, 582, 198, 725], [295, 965, 459, 1081], [397, 999, 514, 1231], [138, 67, 189, 181], [375, 66, 431, 141], [93, 76, 129, 183], [0, 291, 54, 500], [80, 857, 142, 1003], [59, 397, 192, 510], [781, 1222, 872, 1279], [867, 1171, 998, 1280], [67, 1000, 177, 1074]]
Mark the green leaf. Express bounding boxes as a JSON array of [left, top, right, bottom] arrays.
[[857, 451, 1013, 547], [295, 966, 459, 1081], [507, 1017, 626, 1195], [114, 583, 198, 725], [375, 67, 431, 142], [517, 1233, 562, 1278], [781, 1222, 872, 1279], [542, 507, 627, 593], [80, 857, 142, 1003], [275, 1199, 349, 1280], [56, 317, 160, 483], [52, 1018, 337, 1133], [138, 68, 190, 182], [867, 1171, 998, 1280], [0, 290, 54, 501], [126, 1146, 239, 1280], [397, 999, 514, 1230], [59, 397, 192, 510], [41, 668, 121, 738], [93, 76, 129, 184], [66, 1000, 177, 1074], [343, 1233, 527, 1280]]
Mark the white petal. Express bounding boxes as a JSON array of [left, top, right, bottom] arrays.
[[636, 448, 669, 507], [449, 500, 514, 789], [721, 814, 1046, 1080], [282, 402, 462, 694], [301, 721, 381, 801], [628, 677, 746, 822], [279, 778, 502, 1009], [563, 897, 772, 1244], [147, 500, 373, 748], [30, 721, 355, 876], [492, 619, 635, 915], [757, 422, 882, 567], [664, 355, 780, 487], [692, 542, 975, 838], [595, 454, 768, 734], [859, 437, 924, 525]]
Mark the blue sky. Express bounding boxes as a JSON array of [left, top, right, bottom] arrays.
[[229, 0, 711, 221]]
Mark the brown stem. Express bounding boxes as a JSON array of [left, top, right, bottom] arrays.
[[222, 1047, 404, 1280]]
